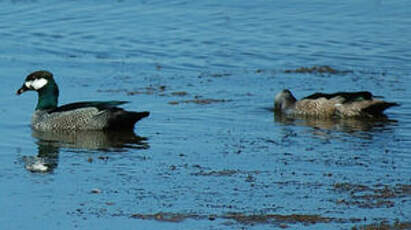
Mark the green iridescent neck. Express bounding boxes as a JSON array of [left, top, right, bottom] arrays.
[[36, 80, 59, 110]]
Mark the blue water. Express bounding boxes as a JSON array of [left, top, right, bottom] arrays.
[[0, 0, 410, 229]]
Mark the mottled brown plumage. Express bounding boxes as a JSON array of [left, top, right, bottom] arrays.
[[274, 89, 398, 119]]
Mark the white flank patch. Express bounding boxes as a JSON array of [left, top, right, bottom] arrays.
[[29, 78, 48, 90]]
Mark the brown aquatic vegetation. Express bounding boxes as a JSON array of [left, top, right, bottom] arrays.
[[127, 212, 362, 226], [198, 71, 232, 78], [333, 183, 410, 208], [168, 98, 230, 105], [222, 212, 333, 224], [130, 212, 200, 223], [351, 220, 411, 230], [191, 169, 238, 176], [171, 91, 188, 96], [284, 65, 353, 75], [97, 85, 167, 96], [127, 85, 166, 95]]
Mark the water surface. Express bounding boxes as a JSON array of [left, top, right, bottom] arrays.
[[0, 0, 410, 229]]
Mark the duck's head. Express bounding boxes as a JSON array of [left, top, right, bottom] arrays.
[[274, 89, 297, 112], [17, 70, 59, 110], [17, 70, 56, 95]]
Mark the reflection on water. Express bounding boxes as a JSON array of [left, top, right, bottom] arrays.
[[274, 113, 396, 133], [32, 129, 149, 150], [22, 130, 149, 173], [23, 143, 59, 173]]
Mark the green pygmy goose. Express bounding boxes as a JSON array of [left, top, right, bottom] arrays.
[[17, 70, 149, 131]]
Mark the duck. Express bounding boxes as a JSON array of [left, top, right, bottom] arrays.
[[17, 70, 149, 131], [274, 89, 398, 119]]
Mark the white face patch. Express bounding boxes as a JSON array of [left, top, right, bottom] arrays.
[[24, 81, 32, 88], [25, 78, 48, 90]]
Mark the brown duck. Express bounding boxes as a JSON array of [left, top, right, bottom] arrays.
[[274, 89, 398, 119]]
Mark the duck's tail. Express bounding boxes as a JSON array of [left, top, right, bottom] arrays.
[[363, 101, 399, 118], [336, 99, 398, 118], [107, 110, 150, 130]]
